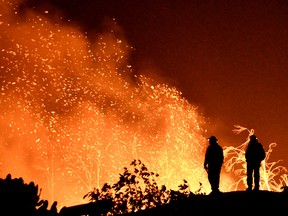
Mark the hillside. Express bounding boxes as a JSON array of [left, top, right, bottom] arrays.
[[2, 171, 287, 216], [59, 190, 288, 216], [123, 190, 288, 216]]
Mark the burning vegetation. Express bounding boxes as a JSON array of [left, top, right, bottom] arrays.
[[1, 1, 288, 214]]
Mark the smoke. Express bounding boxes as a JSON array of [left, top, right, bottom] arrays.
[[0, 0, 233, 208]]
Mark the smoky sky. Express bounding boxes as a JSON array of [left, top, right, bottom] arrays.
[[2, 0, 223, 206], [21, 0, 288, 166]]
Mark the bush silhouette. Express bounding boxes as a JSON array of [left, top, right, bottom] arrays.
[[84, 159, 194, 215], [0, 173, 58, 216]]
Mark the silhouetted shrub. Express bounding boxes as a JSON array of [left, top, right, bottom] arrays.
[[0, 173, 58, 216], [84, 159, 193, 215]]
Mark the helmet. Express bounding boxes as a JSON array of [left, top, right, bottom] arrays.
[[250, 135, 257, 140], [208, 136, 217, 142]]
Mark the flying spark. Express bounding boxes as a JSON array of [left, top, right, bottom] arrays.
[[0, 0, 223, 208], [223, 125, 287, 191], [1, 1, 286, 209]]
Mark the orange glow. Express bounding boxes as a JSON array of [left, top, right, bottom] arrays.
[[0, 0, 232, 208], [0, 1, 285, 210], [224, 125, 287, 191]]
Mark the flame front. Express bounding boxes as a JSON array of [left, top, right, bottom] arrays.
[[0, 1, 236, 208]]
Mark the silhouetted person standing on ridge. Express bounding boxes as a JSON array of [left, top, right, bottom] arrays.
[[245, 134, 266, 191], [204, 136, 224, 194]]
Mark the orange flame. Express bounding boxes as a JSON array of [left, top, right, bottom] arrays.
[[0, 0, 230, 208], [223, 125, 287, 191], [1, 1, 285, 210]]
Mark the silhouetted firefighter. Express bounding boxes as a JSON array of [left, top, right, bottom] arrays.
[[204, 136, 224, 194], [245, 134, 266, 191]]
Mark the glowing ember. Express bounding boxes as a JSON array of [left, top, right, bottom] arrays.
[[224, 125, 287, 191], [0, 0, 232, 208], [1, 1, 285, 210]]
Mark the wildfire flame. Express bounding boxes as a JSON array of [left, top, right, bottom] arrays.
[[0, 0, 221, 208], [0, 0, 286, 210]]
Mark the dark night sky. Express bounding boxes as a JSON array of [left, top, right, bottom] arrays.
[[25, 0, 288, 165]]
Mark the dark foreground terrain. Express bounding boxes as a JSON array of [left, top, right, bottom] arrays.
[[126, 190, 287, 216], [60, 190, 288, 216]]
